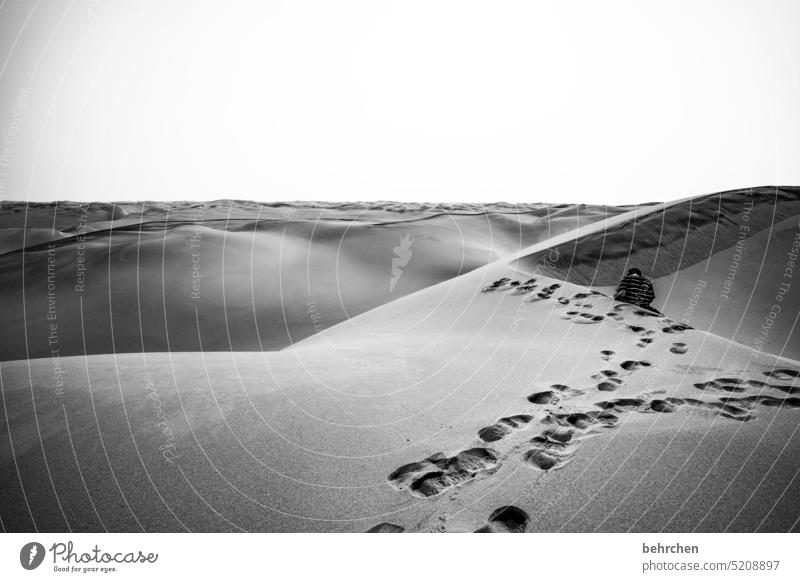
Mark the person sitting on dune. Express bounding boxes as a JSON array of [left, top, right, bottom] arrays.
[[614, 268, 656, 310]]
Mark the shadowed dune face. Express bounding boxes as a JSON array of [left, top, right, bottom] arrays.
[[513, 186, 800, 359], [516, 187, 800, 285], [0, 202, 130, 255], [0, 202, 617, 361], [0, 200, 633, 255]]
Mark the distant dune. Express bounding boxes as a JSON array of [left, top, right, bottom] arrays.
[[0, 201, 624, 361], [2, 188, 800, 533]]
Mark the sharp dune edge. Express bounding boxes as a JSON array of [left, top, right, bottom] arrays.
[[2, 187, 800, 532]]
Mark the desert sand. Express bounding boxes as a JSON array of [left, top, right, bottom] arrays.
[[1, 186, 800, 532], [0, 200, 626, 361]]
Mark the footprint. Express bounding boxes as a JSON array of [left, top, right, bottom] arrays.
[[743, 380, 768, 388], [551, 412, 594, 429], [769, 384, 800, 395], [557, 297, 570, 305], [562, 311, 605, 324], [576, 313, 605, 324], [760, 396, 800, 408], [481, 278, 512, 293], [528, 390, 558, 405], [478, 425, 511, 443], [597, 381, 620, 392], [549, 410, 619, 429], [540, 426, 575, 443], [592, 411, 621, 427], [670, 342, 688, 354], [510, 278, 538, 295], [542, 383, 583, 398], [524, 283, 561, 302], [650, 399, 678, 413], [627, 324, 656, 347], [478, 415, 534, 443], [664, 397, 754, 421], [474, 506, 531, 533], [523, 436, 577, 471], [693, 378, 748, 393], [600, 350, 616, 361], [699, 400, 754, 421], [388, 453, 449, 489], [662, 323, 693, 334], [763, 369, 800, 381], [633, 308, 661, 318], [413, 449, 500, 494], [692, 377, 793, 393], [599, 395, 754, 421], [595, 398, 646, 412], [620, 360, 652, 372], [523, 448, 564, 471], [389, 448, 499, 496], [591, 370, 620, 380], [721, 395, 800, 410], [519, 383, 785, 478], [525, 407, 618, 471], [366, 523, 405, 533], [572, 291, 604, 300]]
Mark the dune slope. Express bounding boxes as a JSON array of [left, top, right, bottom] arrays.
[[515, 186, 800, 359], [3, 192, 800, 532], [0, 202, 620, 361]]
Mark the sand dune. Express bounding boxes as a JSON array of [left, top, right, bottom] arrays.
[[0, 201, 619, 361], [2, 270, 798, 532], [515, 186, 800, 359], [2, 187, 800, 533], [0, 199, 638, 254]]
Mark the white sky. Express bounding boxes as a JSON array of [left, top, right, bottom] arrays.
[[0, 0, 798, 205]]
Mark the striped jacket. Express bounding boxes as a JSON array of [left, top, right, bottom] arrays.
[[614, 274, 655, 307]]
